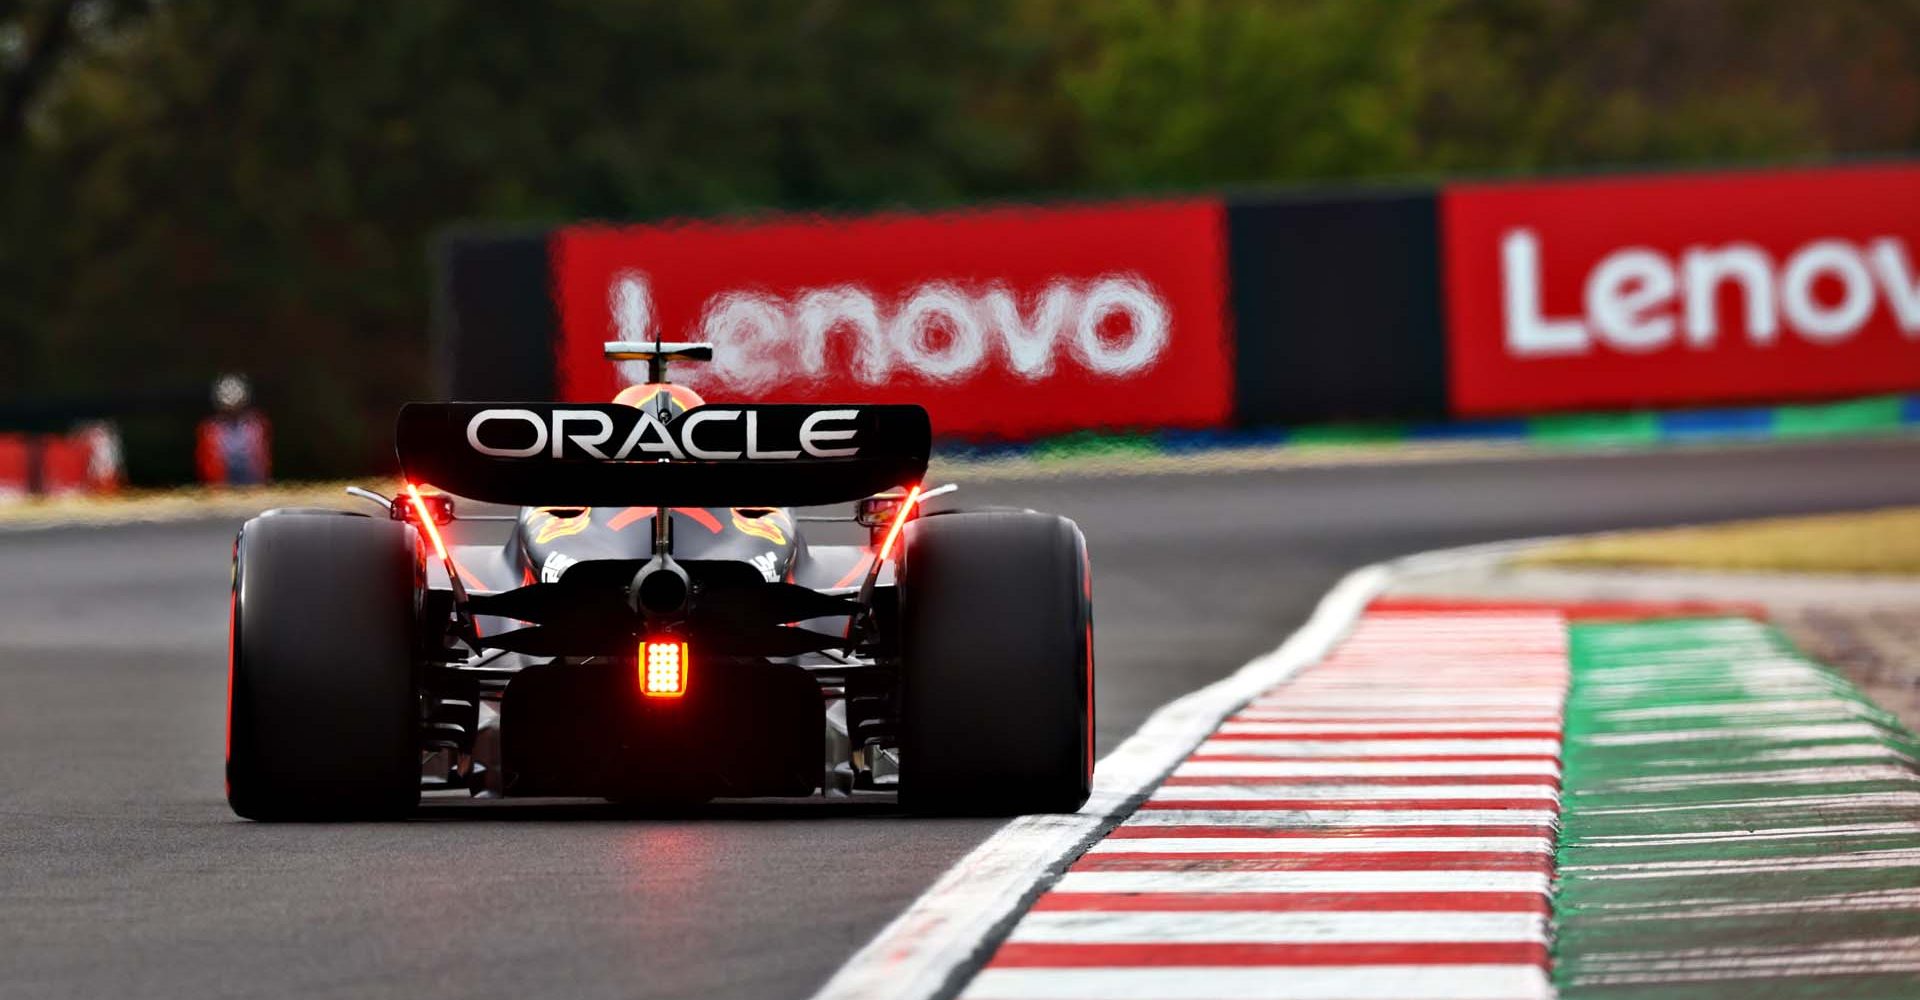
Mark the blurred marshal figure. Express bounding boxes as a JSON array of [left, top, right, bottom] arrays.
[[196, 375, 271, 486]]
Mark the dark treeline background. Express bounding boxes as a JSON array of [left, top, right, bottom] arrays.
[[4, 0, 1918, 481]]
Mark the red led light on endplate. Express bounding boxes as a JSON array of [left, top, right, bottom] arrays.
[[878, 485, 923, 563], [405, 483, 450, 562]]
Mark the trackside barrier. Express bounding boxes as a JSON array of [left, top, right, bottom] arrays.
[[434, 160, 1920, 438], [0, 427, 123, 500]]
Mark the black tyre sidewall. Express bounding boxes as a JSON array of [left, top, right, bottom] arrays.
[[228, 513, 421, 820], [898, 511, 1093, 815]]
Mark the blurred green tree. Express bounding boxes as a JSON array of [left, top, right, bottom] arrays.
[[1056, 0, 1920, 188], [1, 0, 1041, 477]]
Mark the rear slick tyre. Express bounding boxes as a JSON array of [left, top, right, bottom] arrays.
[[897, 511, 1093, 816], [227, 512, 421, 821]]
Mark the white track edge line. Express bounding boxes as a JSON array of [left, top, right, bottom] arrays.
[[805, 561, 1394, 1000]]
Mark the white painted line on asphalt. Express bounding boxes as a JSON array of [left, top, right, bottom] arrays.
[[1726, 744, 1916, 764], [1578, 791, 1920, 816], [1598, 764, 1920, 791], [960, 965, 1554, 1000], [1121, 809, 1561, 828], [1581, 723, 1889, 746], [1217, 722, 1565, 735], [1580, 821, 1920, 845], [1580, 888, 1920, 919], [1085, 837, 1554, 855], [1173, 760, 1564, 778], [1149, 783, 1562, 801], [1050, 870, 1555, 894], [1595, 698, 1874, 722], [1564, 847, 1920, 877], [1003, 909, 1550, 944], [1232, 709, 1565, 721], [1195, 737, 1564, 757], [806, 561, 1394, 1000], [1246, 695, 1566, 708]]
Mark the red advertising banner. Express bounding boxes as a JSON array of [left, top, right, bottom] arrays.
[[552, 200, 1231, 439], [1442, 164, 1920, 416]]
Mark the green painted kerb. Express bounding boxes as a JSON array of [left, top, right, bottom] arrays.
[[1526, 412, 1664, 446], [1554, 616, 1920, 998], [1026, 430, 1161, 462], [1772, 395, 1908, 438]]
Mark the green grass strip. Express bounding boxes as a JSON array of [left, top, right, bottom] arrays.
[[1526, 411, 1663, 446], [1555, 616, 1920, 998], [1026, 430, 1161, 462], [1772, 396, 1907, 438]]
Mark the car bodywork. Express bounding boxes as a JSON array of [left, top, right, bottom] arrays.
[[367, 357, 941, 802]]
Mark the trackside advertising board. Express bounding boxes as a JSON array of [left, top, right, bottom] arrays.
[[551, 201, 1231, 439], [1442, 164, 1920, 416]]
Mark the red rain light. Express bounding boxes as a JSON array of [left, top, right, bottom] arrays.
[[877, 485, 923, 563], [641, 640, 689, 698]]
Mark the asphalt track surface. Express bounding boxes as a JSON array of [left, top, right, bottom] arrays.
[[7, 438, 1920, 1000]]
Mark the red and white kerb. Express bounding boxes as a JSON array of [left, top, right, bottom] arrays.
[[962, 610, 1570, 1000]]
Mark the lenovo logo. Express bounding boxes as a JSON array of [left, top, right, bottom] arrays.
[[465, 406, 861, 462], [609, 273, 1170, 392], [1503, 229, 1920, 357]]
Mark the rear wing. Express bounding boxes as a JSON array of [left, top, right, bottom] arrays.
[[396, 402, 930, 507]]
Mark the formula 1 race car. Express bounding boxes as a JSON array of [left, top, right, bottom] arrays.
[[225, 342, 1094, 820]]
